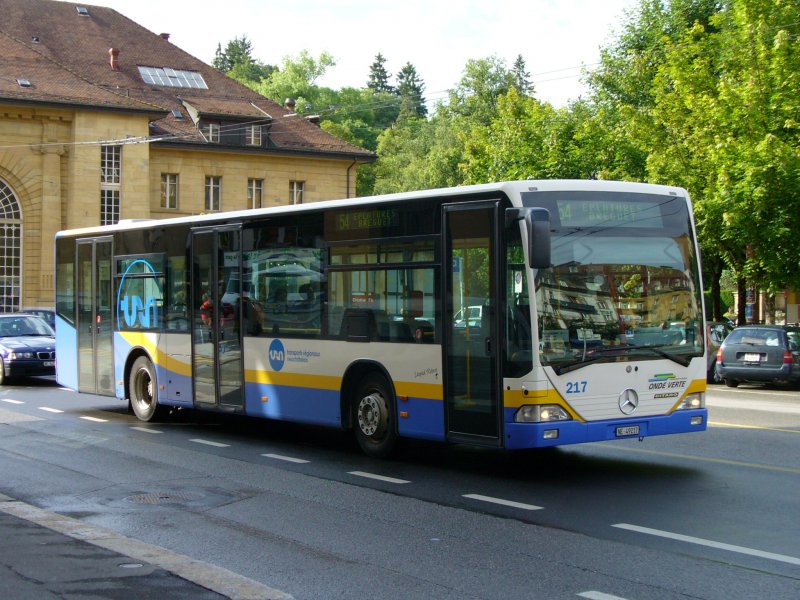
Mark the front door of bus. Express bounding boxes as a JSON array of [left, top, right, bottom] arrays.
[[76, 237, 114, 395], [191, 228, 243, 410], [444, 202, 501, 444]]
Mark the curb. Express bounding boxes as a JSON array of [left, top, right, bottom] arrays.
[[0, 493, 293, 600]]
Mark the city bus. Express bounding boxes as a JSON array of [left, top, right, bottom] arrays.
[[54, 180, 707, 457]]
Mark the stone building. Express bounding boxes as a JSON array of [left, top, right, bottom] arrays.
[[0, 0, 374, 312]]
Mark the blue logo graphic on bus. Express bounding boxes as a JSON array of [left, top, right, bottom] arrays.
[[116, 259, 160, 329], [269, 339, 285, 371]]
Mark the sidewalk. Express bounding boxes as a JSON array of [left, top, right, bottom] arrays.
[[0, 494, 292, 600]]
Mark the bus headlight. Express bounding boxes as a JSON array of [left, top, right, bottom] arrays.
[[515, 404, 571, 423], [676, 392, 705, 410]]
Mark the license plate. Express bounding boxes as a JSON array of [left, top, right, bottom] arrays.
[[43, 361, 55, 367], [616, 425, 640, 437], [744, 353, 761, 362]]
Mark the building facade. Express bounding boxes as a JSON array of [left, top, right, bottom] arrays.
[[0, 0, 374, 311]]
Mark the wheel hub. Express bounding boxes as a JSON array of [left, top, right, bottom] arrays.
[[357, 393, 387, 437]]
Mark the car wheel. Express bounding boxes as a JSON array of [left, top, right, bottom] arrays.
[[724, 378, 739, 388]]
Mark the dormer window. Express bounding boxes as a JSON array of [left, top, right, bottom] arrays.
[[200, 122, 220, 143], [245, 124, 261, 146]]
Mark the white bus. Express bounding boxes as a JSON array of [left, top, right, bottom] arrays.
[[55, 180, 707, 457]]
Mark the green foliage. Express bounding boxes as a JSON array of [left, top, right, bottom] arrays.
[[212, 36, 276, 84]]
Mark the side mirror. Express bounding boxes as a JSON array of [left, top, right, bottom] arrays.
[[506, 207, 551, 269]]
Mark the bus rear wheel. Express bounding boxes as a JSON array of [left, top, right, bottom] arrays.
[[353, 374, 398, 458], [129, 356, 161, 421]]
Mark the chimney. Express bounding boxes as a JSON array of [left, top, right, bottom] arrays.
[[284, 98, 296, 111], [159, 33, 171, 41], [108, 48, 120, 71]]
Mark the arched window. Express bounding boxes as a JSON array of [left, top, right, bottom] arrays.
[[0, 179, 22, 313]]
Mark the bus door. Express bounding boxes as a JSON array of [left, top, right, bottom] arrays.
[[76, 237, 114, 395], [443, 202, 502, 445], [190, 227, 244, 410]]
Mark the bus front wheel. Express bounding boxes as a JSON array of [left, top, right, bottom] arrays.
[[129, 356, 161, 421], [353, 374, 398, 458]]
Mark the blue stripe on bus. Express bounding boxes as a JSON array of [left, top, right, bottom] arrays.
[[502, 407, 707, 449]]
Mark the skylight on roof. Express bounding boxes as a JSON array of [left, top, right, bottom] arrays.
[[138, 66, 208, 89], [16, 79, 32, 87], [76, 6, 89, 16]]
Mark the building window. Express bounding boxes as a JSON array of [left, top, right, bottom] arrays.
[[0, 179, 22, 313], [201, 122, 220, 143], [248, 178, 263, 209], [137, 66, 208, 89], [161, 173, 179, 209], [290, 180, 304, 204], [245, 124, 261, 146], [205, 176, 221, 211], [101, 190, 120, 225], [101, 145, 121, 225]]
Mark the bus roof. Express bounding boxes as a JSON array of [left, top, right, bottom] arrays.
[[55, 179, 689, 238]]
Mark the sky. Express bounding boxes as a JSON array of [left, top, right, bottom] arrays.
[[76, 0, 639, 107]]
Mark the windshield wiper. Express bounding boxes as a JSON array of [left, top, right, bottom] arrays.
[[551, 343, 693, 375]]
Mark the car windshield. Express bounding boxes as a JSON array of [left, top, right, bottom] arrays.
[[0, 316, 54, 337]]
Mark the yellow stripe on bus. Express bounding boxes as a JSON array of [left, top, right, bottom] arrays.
[[119, 332, 192, 377]]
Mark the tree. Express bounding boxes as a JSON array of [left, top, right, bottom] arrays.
[[396, 62, 427, 119], [367, 53, 394, 93], [254, 51, 336, 110], [212, 36, 275, 84], [511, 54, 533, 95]]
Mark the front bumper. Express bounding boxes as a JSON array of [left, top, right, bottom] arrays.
[[503, 409, 708, 449]]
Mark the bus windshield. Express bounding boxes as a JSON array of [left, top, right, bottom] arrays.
[[526, 190, 704, 374]]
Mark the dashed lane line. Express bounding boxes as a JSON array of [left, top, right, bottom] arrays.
[[463, 494, 543, 511], [261, 453, 310, 464], [38, 407, 63, 413], [1, 399, 23, 404], [189, 438, 231, 448], [578, 592, 630, 600], [613, 523, 800, 566], [131, 426, 163, 434], [80, 416, 108, 423], [348, 471, 410, 484]]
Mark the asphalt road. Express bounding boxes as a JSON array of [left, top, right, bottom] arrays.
[[1, 378, 798, 599]]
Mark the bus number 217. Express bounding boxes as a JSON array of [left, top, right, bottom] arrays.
[[566, 381, 588, 394]]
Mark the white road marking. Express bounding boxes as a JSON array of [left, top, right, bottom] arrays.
[[80, 416, 108, 423], [707, 397, 800, 415], [261, 453, 310, 464], [131, 427, 162, 434], [189, 438, 230, 448], [348, 471, 410, 484], [613, 523, 800, 566], [38, 407, 63, 413], [1, 399, 23, 404], [463, 494, 543, 511], [578, 592, 630, 600]]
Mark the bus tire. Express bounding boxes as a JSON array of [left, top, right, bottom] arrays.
[[353, 373, 398, 458], [129, 355, 161, 421]]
